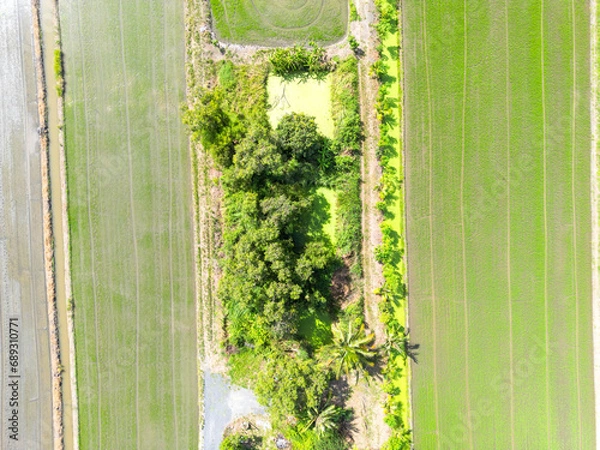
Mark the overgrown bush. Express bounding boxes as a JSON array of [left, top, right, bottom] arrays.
[[270, 44, 333, 78], [254, 348, 331, 424], [220, 433, 261, 450], [329, 56, 363, 274], [286, 428, 348, 450]]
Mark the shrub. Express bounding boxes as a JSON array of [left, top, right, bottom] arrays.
[[270, 45, 333, 78], [255, 349, 331, 424], [349, 1, 360, 21], [220, 433, 261, 450], [220, 434, 246, 450]]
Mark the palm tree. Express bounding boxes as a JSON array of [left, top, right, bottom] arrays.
[[383, 324, 419, 363], [301, 404, 343, 436], [319, 320, 377, 382]]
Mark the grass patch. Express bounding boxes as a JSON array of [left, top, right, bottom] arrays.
[[316, 187, 337, 243], [209, 0, 348, 46]]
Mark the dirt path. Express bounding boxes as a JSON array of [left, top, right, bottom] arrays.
[[184, 0, 226, 374], [39, 0, 77, 448], [347, 1, 392, 448], [31, 0, 66, 448], [353, 0, 386, 348]]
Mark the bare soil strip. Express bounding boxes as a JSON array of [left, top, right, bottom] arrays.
[[31, 0, 64, 448], [39, 0, 77, 448]]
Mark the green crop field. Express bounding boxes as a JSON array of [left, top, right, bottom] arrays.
[[404, 1, 595, 448], [209, 0, 348, 46], [59, 0, 198, 448]]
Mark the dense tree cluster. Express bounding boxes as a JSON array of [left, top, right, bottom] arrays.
[[219, 113, 338, 346]]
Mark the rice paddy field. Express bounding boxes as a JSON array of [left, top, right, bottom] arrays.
[[209, 0, 348, 46], [0, 1, 53, 448], [58, 0, 198, 448], [404, 0, 596, 448]]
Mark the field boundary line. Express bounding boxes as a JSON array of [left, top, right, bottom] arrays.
[[31, 0, 64, 448], [540, 2, 552, 444], [397, 0, 415, 432], [117, 1, 143, 446], [590, 0, 600, 446], [503, 1, 516, 447], [570, 0, 583, 445], [459, 3, 473, 447], [183, 1, 205, 446], [420, 2, 441, 445]]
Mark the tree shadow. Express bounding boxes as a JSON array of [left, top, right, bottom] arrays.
[[306, 192, 332, 237], [379, 71, 397, 85], [280, 70, 329, 83], [387, 45, 399, 57]]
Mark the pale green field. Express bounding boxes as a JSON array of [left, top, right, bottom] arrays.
[[209, 0, 347, 46], [404, 0, 595, 448], [59, 0, 198, 448]]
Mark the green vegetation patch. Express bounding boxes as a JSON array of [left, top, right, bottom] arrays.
[[405, 1, 595, 448], [298, 309, 333, 348], [186, 56, 369, 446], [268, 74, 337, 245], [209, 0, 348, 46]]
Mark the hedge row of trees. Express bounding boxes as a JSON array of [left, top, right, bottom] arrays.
[[371, 0, 414, 449]]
